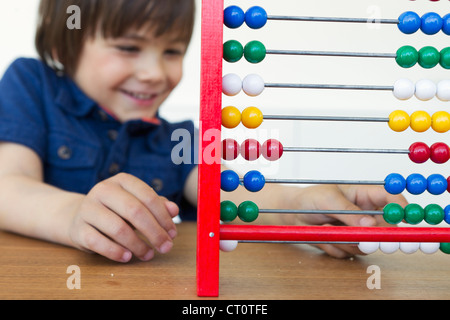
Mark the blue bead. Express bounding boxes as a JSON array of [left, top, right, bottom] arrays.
[[243, 170, 265, 192], [245, 6, 267, 29], [443, 13, 450, 36], [384, 173, 406, 195], [224, 5, 245, 29], [398, 11, 421, 34], [427, 174, 448, 195], [444, 205, 450, 224], [221, 170, 240, 192], [421, 12, 443, 35], [406, 173, 427, 195]]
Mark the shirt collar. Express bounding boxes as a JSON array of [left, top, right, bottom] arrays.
[[55, 75, 97, 117]]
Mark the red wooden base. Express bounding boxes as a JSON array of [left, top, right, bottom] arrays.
[[220, 225, 450, 243]]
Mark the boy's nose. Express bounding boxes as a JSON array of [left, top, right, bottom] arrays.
[[135, 57, 165, 83]]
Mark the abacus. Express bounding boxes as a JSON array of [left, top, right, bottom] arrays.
[[197, 0, 450, 297]]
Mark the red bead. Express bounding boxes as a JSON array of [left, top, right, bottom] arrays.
[[430, 142, 450, 164], [241, 139, 261, 161], [262, 139, 284, 161], [222, 139, 240, 160], [408, 142, 430, 163]]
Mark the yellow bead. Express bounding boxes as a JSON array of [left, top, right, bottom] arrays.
[[431, 111, 450, 133], [222, 106, 241, 129], [242, 106, 263, 129], [388, 110, 410, 132], [410, 111, 432, 132]]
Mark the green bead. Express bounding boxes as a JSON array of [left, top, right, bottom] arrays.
[[237, 201, 259, 223], [440, 243, 450, 254], [244, 40, 266, 64], [424, 204, 444, 225], [220, 201, 238, 222], [396, 45, 418, 68], [383, 203, 404, 225], [223, 40, 243, 63], [440, 47, 450, 69], [404, 203, 424, 225], [418, 46, 440, 69]]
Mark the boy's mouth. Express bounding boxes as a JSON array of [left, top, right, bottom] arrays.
[[120, 89, 157, 101]]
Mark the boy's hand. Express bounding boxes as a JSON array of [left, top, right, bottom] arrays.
[[288, 184, 409, 258], [68, 173, 179, 262]]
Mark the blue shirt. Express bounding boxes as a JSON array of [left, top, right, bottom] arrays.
[[0, 58, 198, 220]]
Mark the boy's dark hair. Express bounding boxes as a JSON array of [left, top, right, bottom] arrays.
[[35, 0, 196, 76]]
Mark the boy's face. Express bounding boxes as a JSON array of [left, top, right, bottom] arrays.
[[73, 27, 188, 122]]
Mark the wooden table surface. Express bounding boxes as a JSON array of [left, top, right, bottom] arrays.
[[1, 222, 449, 300]]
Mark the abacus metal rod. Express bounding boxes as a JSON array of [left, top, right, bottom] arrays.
[[238, 240, 357, 245], [239, 177, 384, 186], [265, 83, 395, 91], [266, 49, 397, 59], [263, 114, 389, 123], [283, 146, 410, 155], [267, 15, 399, 25], [260, 178, 385, 186], [259, 208, 383, 215]]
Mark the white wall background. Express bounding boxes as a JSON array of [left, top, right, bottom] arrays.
[[1, 0, 449, 211]]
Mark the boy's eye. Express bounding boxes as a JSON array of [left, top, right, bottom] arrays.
[[165, 49, 185, 56], [116, 45, 140, 53]]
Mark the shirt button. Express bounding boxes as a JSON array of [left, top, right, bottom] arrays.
[[98, 110, 109, 121], [107, 130, 119, 141], [150, 178, 164, 192], [57, 145, 72, 160], [108, 163, 120, 175]]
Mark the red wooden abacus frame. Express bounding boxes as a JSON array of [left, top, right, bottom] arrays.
[[196, 0, 450, 297]]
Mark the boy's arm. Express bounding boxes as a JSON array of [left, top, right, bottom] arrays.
[[0, 142, 179, 262], [0, 142, 83, 246]]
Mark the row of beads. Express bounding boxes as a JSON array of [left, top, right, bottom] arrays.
[[224, 40, 450, 69], [221, 170, 450, 195], [409, 142, 450, 164], [222, 138, 283, 161], [220, 200, 450, 226], [383, 203, 450, 225], [397, 45, 450, 69], [222, 106, 450, 133], [220, 200, 260, 223], [223, 137, 450, 164], [389, 110, 450, 132], [224, 6, 450, 35], [222, 73, 450, 101], [358, 242, 450, 255], [377, 172, 448, 195]]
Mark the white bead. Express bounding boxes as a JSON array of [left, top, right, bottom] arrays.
[[358, 242, 379, 254], [219, 240, 238, 252], [399, 242, 420, 254], [393, 79, 415, 100], [414, 79, 436, 101], [420, 242, 440, 254], [379, 242, 399, 254], [222, 74, 242, 96], [242, 74, 265, 96], [437, 80, 450, 101]]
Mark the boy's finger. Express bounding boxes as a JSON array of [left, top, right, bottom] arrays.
[[77, 223, 134, 263], [326, 200, 378, 227], [98, 174, 176, 253], [81, 201, 155, 261], [117, 173, 177, 234]]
